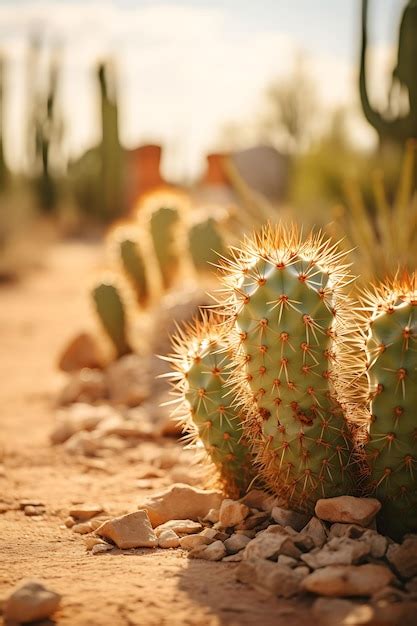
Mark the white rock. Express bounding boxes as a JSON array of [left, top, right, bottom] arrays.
[[277, 555, 299, 568], [179, 534, 213, 550], [84, 537, 107, 551], [224, 533, 251, 554], [300, 516, 328, 548], [139, 483, 222, 527], [302, 564, 394, 597], [243, 532, 301, 561], [158, 529, 180, 548], [237, 559, 302, 598], [188, 540, 226, 561], [72, 522, 93, 534], [154, 519, 202, 537], [91, 542, 114, 554], [4, 579, 61, 623], [218, 499, 250, 527], [96, 510, 157, 549], [69, 503, 103, 521], [315, 496, 381, 527], [301, 537, 370, 569]]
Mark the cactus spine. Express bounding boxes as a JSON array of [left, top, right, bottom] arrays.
[[150, 206, 180, 289], [220, 224, 355, 512], [92, 279, 131, 358], [358, 273, 417, 538], [168, 315, 254, 497]]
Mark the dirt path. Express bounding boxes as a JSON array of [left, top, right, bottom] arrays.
[[0, 241, 312, 625]]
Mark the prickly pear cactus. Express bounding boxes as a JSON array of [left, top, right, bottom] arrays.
[[150, 206, 180, 289], [92, 279, 130, 358], [221, 224, 355, 512], [360, 273, 417, 538], [188, 218, 225, 273], [119, 238, 149, 307], [167, 315, 254, 497]]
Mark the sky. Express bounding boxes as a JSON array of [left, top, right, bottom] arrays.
[[0, 0, 406, 179]]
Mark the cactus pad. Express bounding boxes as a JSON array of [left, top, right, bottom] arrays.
[[150, 206, 180, 289], [92, 279, 130, 358], [188, 218, 225, 273]]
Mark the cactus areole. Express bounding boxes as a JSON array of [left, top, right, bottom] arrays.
[[362, 274, 417, 538], [221, 224, 355, 512]]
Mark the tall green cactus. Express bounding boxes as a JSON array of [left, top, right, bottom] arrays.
[[92, 279, 131, 358], [358, 273, 417, 538], [167, 315, 254, 497], [119, 238, 149, 307], [188, 218, 226, 273], [150, 206, 180, 289], [219, 223, 355, 513]]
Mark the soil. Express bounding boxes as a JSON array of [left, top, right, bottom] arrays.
[[0, 241, 313, 625]]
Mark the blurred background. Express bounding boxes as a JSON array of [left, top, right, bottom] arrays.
[[0, 0, 416, 280]]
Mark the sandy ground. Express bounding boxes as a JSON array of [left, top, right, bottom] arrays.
[[0, 241, 313, 626]]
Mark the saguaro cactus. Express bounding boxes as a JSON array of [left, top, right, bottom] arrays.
[[167, 315, 254, 497], [220, 223, 355, 512]]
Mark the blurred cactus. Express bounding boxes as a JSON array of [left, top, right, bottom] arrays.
[[92, 279, 131, 358], [188, 217, 226, 273], [360, 0, 417, 146], [150, 206, 181, 289], [119, 238, 149, 307]]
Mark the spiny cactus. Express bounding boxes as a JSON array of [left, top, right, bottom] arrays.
[[167, 314, 254, 497], [356, 273, 417, 538], [150, 206, 180, 289], [219, 223, 355, 513], [92, 278, 131, 358], [188, 217, 226, 273], [107, 225, 149, 307]]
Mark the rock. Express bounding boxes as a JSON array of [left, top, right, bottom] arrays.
[[170, 466, 202, 486], [271, 506, 310, 532], [293, 566, 310, 578], [302, 564, 394, 597], [218, 499, 250, 528], [19, 499, 44, 509], [59, 368, 107, 405], [106, 354, 149, 407], [371, 586, 409, 604], [69, 503, 103, 521], [154, 519, 202, 537], [315, 496, 381, 527], [84, 536, 107, 551], [300, 517, 328, 548], [158, 530, 180, 548], [200, 528, 218, 540], [139, 484, 223, 527], [329, 523, 367, 539], [51, 403, 116, 445], [3, 579, 61, 623], [203, 508, 219, 524], [406, 577, 417, 593], [235, 511, 269, 530], [96, 510, 157, 549], [189, 540, 226, 561], [243, 532, 301, 561], [91, 542, 114, 554], [58, 331, 105, 372], [301, 537, 370, 569], [387, 538, 417, 579], [90, 518, 110, 530], [223, 553, 244, 562], [312, 598, 375, 626], [239, 489, 277, 512], [224, 534, 251, 554], [179, 534, 213, 550], [237, 559, 302, 597], [361, 530, 388, 559], [72, 522, 93, 534], [63, 431, 99, 456], [277, 555, 299, 568], [64, 516, 75, 528], [24, 505, 45, 516]]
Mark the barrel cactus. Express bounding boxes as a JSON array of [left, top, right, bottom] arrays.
[[358, 273, 417, 538], [92, 278, 131, 358], [219, 223, 356, 513], [167, 314, 254, 497]]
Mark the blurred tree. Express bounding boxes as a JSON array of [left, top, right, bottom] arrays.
[[260, 57, 318, 154], [360, 0, 417, 148]]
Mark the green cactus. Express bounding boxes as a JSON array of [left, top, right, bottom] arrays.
[[92, 279, 131, 358], [150, 206, 180, 289], [188, 218, 226, 273], [359, 273, 417, 538], [167, 315, 254, 497], [118, 237, 149, 307], [220, 223, 355, 513]]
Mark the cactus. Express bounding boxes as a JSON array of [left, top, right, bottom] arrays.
[[150, 206, 180, 289], [188, 218, 226, 273], [218, 223, 355, 513], [92, 279, 131, 358], [167, 315, 254, 497], [356, 273, 417, 538], [119, 238, 149, 307]]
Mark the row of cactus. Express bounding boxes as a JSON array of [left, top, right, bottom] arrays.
[[91, 190, 230, 358], [166, 222, 417, 539]]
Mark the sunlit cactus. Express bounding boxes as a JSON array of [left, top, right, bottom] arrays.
[[166, 314, 254, 497], [188, 217, 226, 274], [354, 273, 417, 538], [150, 206, 181, 289], [92, 277, 131, 358], [218, 223, 356, 512]]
